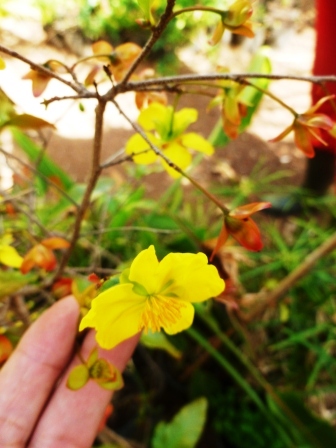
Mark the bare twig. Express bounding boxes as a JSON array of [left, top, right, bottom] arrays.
[[11, 295, 31, 329], [55, 100, 107, 278], [241, 231, 336, 320], [0, 44, 85, 94], [124, 73, 336, 90], [118, 0, 176, 85]]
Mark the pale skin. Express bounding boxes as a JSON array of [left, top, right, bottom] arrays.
[[0, 296, 140, 448]]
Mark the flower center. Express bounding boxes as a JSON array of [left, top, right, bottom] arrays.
[[139, 295, 185, 333]]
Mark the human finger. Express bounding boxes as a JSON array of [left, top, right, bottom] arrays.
[[0, 296, 80, 447], [28, 330, 140, 448]]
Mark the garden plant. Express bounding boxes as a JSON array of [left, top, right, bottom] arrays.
[[0, 0, 336, 447]]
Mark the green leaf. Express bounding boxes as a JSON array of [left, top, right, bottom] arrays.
[[152, 397, 208, 448], [0, 271, 37, 300], [209, 46, 272, 147], [11, 129, 74, 192], [137, 0, 156, 25], [67, 364, 89, 390], [141, 331, 182, 359]]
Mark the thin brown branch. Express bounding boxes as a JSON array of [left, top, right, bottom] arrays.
[[118, 0, 176, 85], [55, 100, 107, 278], [112, 98, 227, 212], [0, 44, 85, 94], [11, 295, 31, 329], [242, 231, 336, 320], [125, 73, 336, 90], [42, 93, 97, 107]]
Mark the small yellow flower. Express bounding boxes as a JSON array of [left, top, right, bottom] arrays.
[[80, 246, 224, 350], [125, 102, 214, 177]]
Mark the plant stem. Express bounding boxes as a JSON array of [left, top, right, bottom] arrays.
[[111, 98, 228, 213], [244, 80, 297, 115], [54, 100, 106, 279], [170, 6, 226, 19], [245, 230, 336, 319], [193, 305, 328, 446], [0, 44, 84, 94], [118, 0, 176, 86]]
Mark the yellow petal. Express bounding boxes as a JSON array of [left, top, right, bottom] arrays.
[[138, 102, 171, 135], [158, 252, 225, 302], [161, 142, 191, 177], [125, 132, 158, 164], [163, 301, 195, 335], [0, 57, 5, 70], [180, 133, 214, 155], [172, 108, 198, 137], [129, 245, 160, 295], [80, 283, 145, 349], [0, 246, 23, 268]]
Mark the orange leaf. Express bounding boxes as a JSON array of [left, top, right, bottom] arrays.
[[114, 43, 142, 65], [41, 237, 70, 250], [21, 244, 59, 273], [210, 223, 229, 262], [230, 202, 271, 218], [293, 122, 315, 158], [92, 40, 113, 62], [227, 216, 263, 251], [22, 71, 51, 97], [269, 124, 293, 143]]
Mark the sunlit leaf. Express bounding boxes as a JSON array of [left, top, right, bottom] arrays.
[[137, 0, 156, 25], [41, 237, 70, 250], [0, 271, 36, 299], [152, 398, 208, 448], [4, 113, 56, 130], [92, 40, 113, 62], [0, 57, 6, 70], [141, 331, 182, 359], [114, 43, 142, 65], [209, 19, 225, 46], [22, 70, 51, 97]]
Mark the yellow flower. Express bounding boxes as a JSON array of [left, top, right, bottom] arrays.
[[79, 246, 224, 350], [125, 102, 214, 177]]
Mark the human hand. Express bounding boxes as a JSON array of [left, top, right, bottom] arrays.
[[0, 295, 139, 448]]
